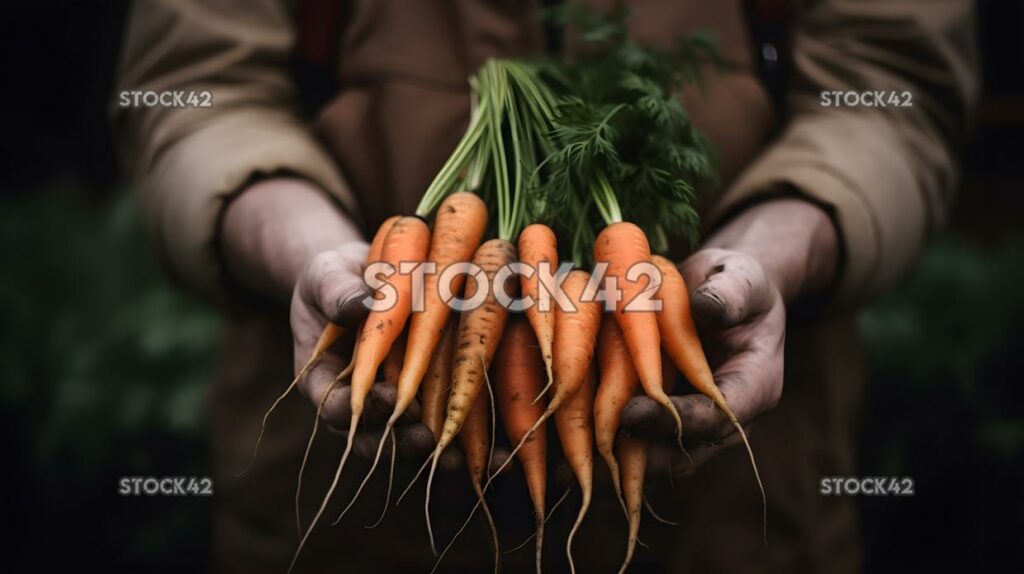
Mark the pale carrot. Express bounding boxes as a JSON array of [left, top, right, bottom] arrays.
[[425, 238, 517, 554]]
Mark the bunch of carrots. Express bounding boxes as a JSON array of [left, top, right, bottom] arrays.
[[247, 8, 765, 574]]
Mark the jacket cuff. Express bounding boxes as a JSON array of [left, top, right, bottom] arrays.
[[137, 107, 359, 301], [707, 111, 926, 308]]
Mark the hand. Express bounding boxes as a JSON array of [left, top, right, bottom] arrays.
[[619, 198, 839, 479], [289, 245, 480, 471], [220, 178, 451, 468]]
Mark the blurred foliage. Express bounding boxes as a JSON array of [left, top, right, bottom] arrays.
[[858, 235, 1024, 571], [861, 234, 1024, 458], [0, 188, 220, 570]]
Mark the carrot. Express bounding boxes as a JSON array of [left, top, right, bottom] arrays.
[[617, 361, 675, 574], [295, 357, 354, 533], [289, 216, 430, 572], [340, 329, 407, 527], [483, 270, 601, 551], [368, 215, 404, 261], [352, 193, 488, 520], [594, 222, 685, 454], [381, 329, 407, 384], [555, 361, 595, 574], [401, 192, 488, 400], [240, 215, 399, 477], [495, 318, 549, 574], [593, 316, 638, 515], [421, 317, 458, 442], [651, 255, 766, 538], [459, 376, 500, 572], [425, 238, 517, 554], [616, 434, 648, 574], [518, 223, 558, 398], [294, 216, 399, 531]]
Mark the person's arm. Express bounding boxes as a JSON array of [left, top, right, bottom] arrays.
[[113, 1, 443, 463], [112, 0, 360, 301], [621, 0, 978, 468], [705, 0, 979, 307]]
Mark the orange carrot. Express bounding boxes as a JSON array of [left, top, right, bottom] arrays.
[[290, 216, 429, 572], [401, 192, 488, 401], [555, 362, 596, 574], [651, 255, 766, 537], [593, 316, 638, 515], [518, 223, 558, 398], [292, 216, 397, 530], [495, 318, 549, 574], [421, 317, 458, 441], [594, 222, 684, 453], [425, 238, 517, 554], [459, 377, 500, 571], [381, 329, 407, 384], [368, 215, 403, 262], [484, 270, 601, 532], [351, 193, 488, 518], [616, 434, 648, 574], [617, 361, 675, 574]]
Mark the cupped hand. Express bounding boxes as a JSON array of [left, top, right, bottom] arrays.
[[621, 249, 785, 477]]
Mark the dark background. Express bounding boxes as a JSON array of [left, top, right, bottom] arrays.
[[1, 1, 1022, 571]]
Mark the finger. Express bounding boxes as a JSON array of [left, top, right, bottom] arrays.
[[439, 446, 465, 474], [364, 383, 423, 423], [553, 459, 574, 488], [488, 447, 512, 477], [679, 250, 774, 329], [621, 343, 782, 444], [647, 434, 742, 480], [396, 424, 436, 460], [314, 381, 407, 430], [297, 355, 351, 422], [350, 427, 390, 460], [301, 244, 373, 327]]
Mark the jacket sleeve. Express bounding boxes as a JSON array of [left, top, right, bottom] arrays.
[[112, 0, 358, 300], [707, 0, 979, 306]]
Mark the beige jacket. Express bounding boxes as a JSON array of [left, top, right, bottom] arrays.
[[112, 1, 977, 572], [114, 0, 976, 309]]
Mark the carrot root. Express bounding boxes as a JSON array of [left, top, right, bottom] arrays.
[[643, 495, 678, 526], [296, 357, 354, 533], [504, 485, 572, 554], [288, 414, 359, 573]]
